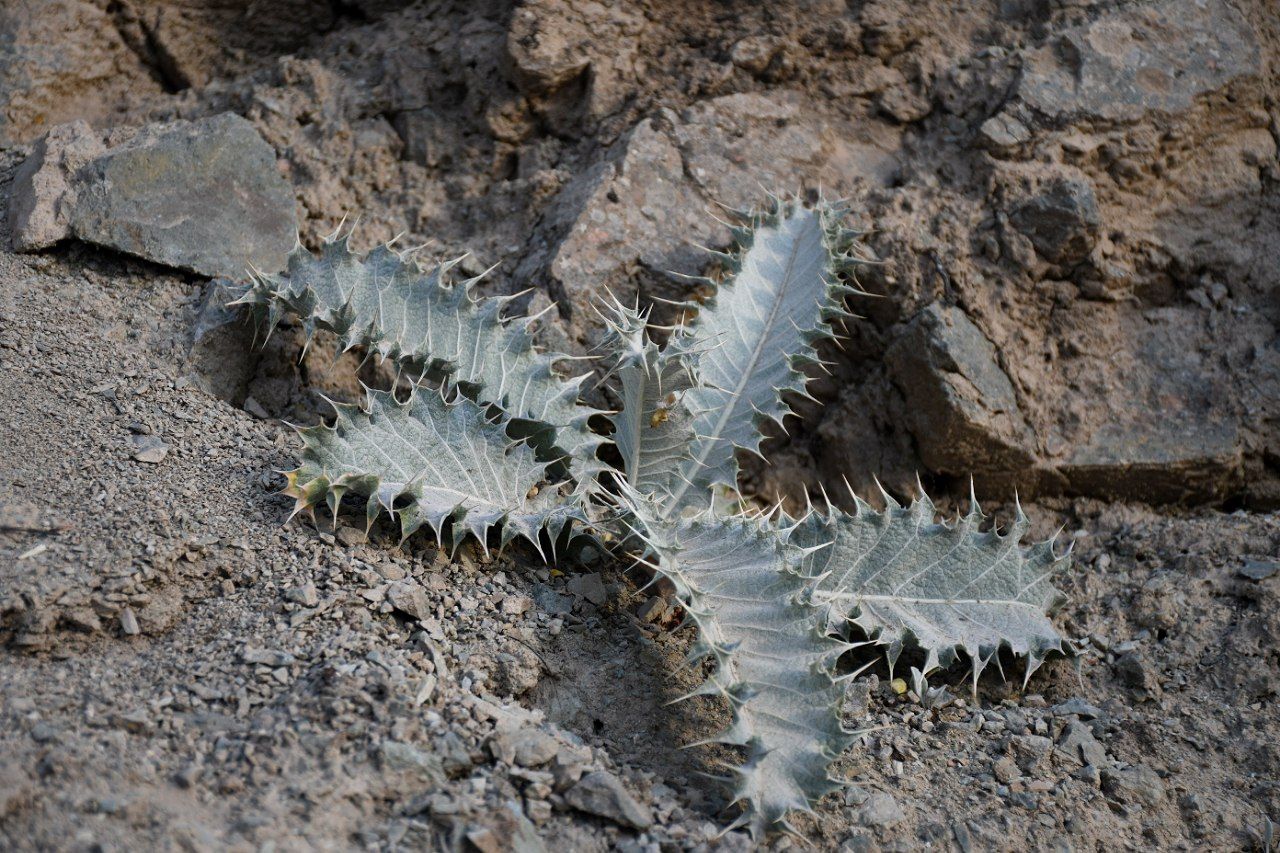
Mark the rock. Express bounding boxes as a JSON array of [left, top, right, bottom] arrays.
[[531, 583, 573, 616], [978, 114, 1030, 152], [566, 572, 607, 606], [730, 36, 784, 76], [1101, 765, 1166, 807], [992, 756, 1021, 784], [531, 93, 898, 333], [505, 0, 643, 124], [285, 583, 320, 607], [335, 526, 366, 547], [241, 648, 295, 666], [500, 595, 534, 617], [387, 581, 431, 621], [1015, 0, 1261, 124], [857, 792, 905, 828], [465, 801, 547, 853], [1061, 418, 1242, 505], [1056, 720, 1108, 768], [1008, 734, 1053, 773], [379, 741, 446, 787], [1008, 175, 1101, 266], [186, 280, 261, 406], [130, 436, 169, 464], [1240, 560, 1280, 581], [533, 116, 703, 329], [860, 0, 924, 58], [490, 726, 560, 768], [119, 608, 140, 637], [0, 2, 164, 146], [564, 771, 653, 830], [671, 91, 899, 213], [1114, 651, 1161, 698], [636, 596, 667, 623], [1051, 698, 1104, 720], [8, 122, 106, 250], [9, 114, 297, 279], [492, 646, 542, 697], [886, 304, 1037, 484]]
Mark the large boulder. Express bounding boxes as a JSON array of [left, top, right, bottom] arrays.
[[9, 114, 297, 279]]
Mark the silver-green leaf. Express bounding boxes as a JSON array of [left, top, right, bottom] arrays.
[[664, 199, 867, 514], [235, 235, 604, 480], [600, 299, 700, 502], [622, 488, 853, 837], [283, 387, 580, 555], [796, 491, 1070, 687]]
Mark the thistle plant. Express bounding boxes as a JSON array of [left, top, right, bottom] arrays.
[[232, 196, 1072, 836]]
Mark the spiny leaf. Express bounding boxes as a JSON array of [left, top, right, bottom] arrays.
[[795, 489, 1071, 689], [234, 235, 604, 480], [663, 198, 870, 514], [621, 487, 854, 837], [599, 297, 700, 503], [283, 386, 581, 556]]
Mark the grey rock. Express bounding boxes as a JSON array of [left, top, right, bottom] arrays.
[[533, 116, 703, 330], [492, 646, 542, 697], [992, 756, 1021, 784], [285, 583, 319, 607], [1101, 765, 1165, 807], [1016, 0, 1260, 124], [886, 303, 1036, 482], [10, 114, 296, 279], [841, 831, 881, 853], [438, 731, 474, 776], [1241, 560, 1280, 581], [1114, 651, 1161, 697], [531, 583, 573, 616], [379, 740, 446, 787], [241, 648, 295, 666], [1008, 175, 1101, 266], [387, 581, 431, 621], [564, 771, 653, 830], [119, 607, 140, 636], [857, 792, 905, 828], [130, 435, 169, 464], [978, 114, 1030, 152], [566, 572, 606, 606], [1009, 734, 1053, 773], [1051, 698, 1104, 720], [1056, 720, 1108, 768], [7, 121, 105, 250]]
